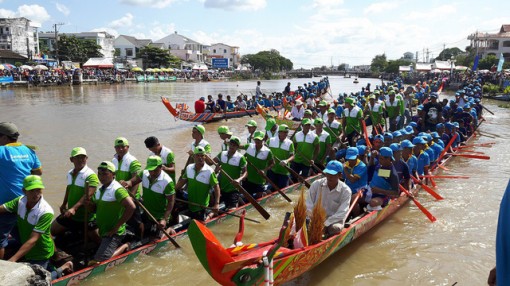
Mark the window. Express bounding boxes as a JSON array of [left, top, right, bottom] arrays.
[[224, 49, 227, 53], [213, 49, 216, 53], [126, 48, 133, 57], [503, 41, 510, 47]]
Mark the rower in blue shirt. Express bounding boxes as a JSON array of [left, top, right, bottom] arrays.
[[390, 143, 411, 190], [401, 140, 419, 179], [343, 147, 368, 217], [412, 136, 430, 177], [367, 147, 400, 211]]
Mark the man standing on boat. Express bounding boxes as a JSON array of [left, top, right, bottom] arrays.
[[267, 124, 295, 189], [175, 146, 220, 221], [120, 156, 176, 238], [92, 161, 136, 262], [244, 131, 274, 198], [51, 147, 99, 239], [0, 122, 42, 260], [283, 82, 291, 96], [214, 136, 247, 210], [145, 136, 176, 183], [306, 160, 351, 236], [255, 81, 262, 99]]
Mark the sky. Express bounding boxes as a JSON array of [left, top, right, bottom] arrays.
[[1, 0, 509, 68]]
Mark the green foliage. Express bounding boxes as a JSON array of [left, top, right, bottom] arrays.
[[371, 54, 387, 73], [504, 85, 510, 94], [482, 83, 501, 96], [436, 47, 464, 61], [14, 62, 22, 67], [478, 55, 498, 70], [138, 45, 181, 68], [385, 59, 412, 73], [337, 63, 346, 71], [241, 49, 293, 72], [57, 35, 103, 63]]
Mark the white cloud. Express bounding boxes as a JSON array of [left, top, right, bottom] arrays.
[[0, 5, 50, 26], [311, 0, 344, 9], [55, 3, 70, 16], [119, 0, 177, 9], [404, 4, 457, 21], [203, 0, 266, 11], [110, 13, 134, 29], [364, 1, 399, 15], [0, 9, 16, 18], [91, 27, 119, 38]]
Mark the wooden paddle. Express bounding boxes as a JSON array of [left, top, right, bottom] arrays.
[[437, 133, 458, 163], [205, 155, 271, 220], [410, 175, 444, 200], [175, 198, 260, 223], [273, 157, 310, 188], [480, 104, 494, 115], [294, 148, 323, 174], [245, 160, 292, 202], [398, 185, 437, 222], [361, 120, 373, 148], [421, 175, 469, 179], [447, 153, 490, 160], [127, 192, 181, 248]]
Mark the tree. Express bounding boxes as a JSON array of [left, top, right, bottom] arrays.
[[56, 35, 103, 63], [385, 59, 413, 73], [241, 50, 293, 72], [337, 63, 346, 71], [138, 45, 181, 68], [371, 54, 387, 73], [436, 47, 464, 61], [477, 54, 498, 70]]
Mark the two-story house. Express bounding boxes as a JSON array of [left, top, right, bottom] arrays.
[[0, 17, 39, 59], [205, 43, 240, 68], [155, 31, 205, 63], [39, 31, 115, 58], [114, 35, 152, 59], [468, 24, 510, 61]]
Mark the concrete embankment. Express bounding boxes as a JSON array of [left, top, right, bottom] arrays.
[[0, 260, 51, 286]]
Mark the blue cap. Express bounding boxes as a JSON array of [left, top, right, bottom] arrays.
[[357, 145, 367, 156], [412, 137, 427, 145], [356, 138, 366, 146], [424, 134, 432, 141], [384, 132, 393, 139], [374, 134, 385, 142], [401, 139, 415, 148], [324, 160, 343, 175], [464, 104, 471, 109], [336, 148, 347, 160], [392, 131, 402, 138], [436, 123, 444, 129], [456, 107, 463, 113], [389, 143, 402, 152], [345, 147, 359, 160], [431, 132, 440, 139], [409, 122, 417, 128], [405, 126, 414, 133], [430, 92, 438, 98], [453, 122, 459, 128], [417, 105, 424, 111], [445, 122, 454, 130], [379, 147, 394, 160]]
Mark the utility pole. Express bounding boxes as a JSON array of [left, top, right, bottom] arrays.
[[53, 23, 64, 65], [422, 48, 425, 62], [442, 43, 446, 60], [426, 48, 430, 63], [416, 51, 419, 62]]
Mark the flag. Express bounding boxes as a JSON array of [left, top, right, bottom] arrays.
[[472, 55, 479, 71], [497, 53, 505, 72], [292, 220, 309, 248]]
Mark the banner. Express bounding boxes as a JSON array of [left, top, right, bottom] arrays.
[[497, 53, 505, 72], [472, 55, 479, 71]]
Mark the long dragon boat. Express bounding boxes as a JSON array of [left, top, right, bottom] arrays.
[[51, 174, 323, 285], [187, 129, 484, 286]]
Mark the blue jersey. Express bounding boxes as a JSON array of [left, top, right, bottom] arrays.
[[415, 151, 430, 176], [343, 160, 368, 194], [431, 143, 443, 161], [335, 106, 344, 118], [404, 154, 418, 174], [0, 143, 41, 204], [424, 146, 436, 162]]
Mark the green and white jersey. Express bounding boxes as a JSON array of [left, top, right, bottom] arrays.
[[66, 165, 99, 222], [138, 170, 175, 220], [397, 93, 406, 114], [93, 180, 129, 237], [267, 137, 294, 175], [384, 99, 403, 118], [191, 139, 212, 154], [216, 151, 247, 193], [183, 164, 218, 212], [245, 144, 273, 185], [312, 130, 332, 164], [293, 131, 319, 166], [324, 119, 342, 137], [113, 152, 142, 198], [3, 196, 54, 260], [366, 102, 385, 126], [343, 106, 363, 135], [266, 130, 277, 139], [151, 145, 176, 182]]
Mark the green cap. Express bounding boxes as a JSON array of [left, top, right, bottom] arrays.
[[245, 120, 257, 128], [98, 161, 116, 173], [253, 130, 265, 140], [318, 100, 327, 107], [194, 125, 206, 136], [0, 122, 19, 138], [314, 118, 324, 125], [374, 90, 380, 95], [114, 137, 129, 147], [70, 147, 87, 157], [229, 136, 241, 146], [369, 94, 376, 99], [23, 175, 45, 191], [194, 146, 206, 155], [301, 118, 312, 125], [217, 125, 232, 135], [304, 109, 313, 115], [265, 118, 276, 131], [388, 90, 396, 95], [327, 108, 335, 114], [344, 98, 354, 105], [146, 155, 162, 171], [278, 124, 289, 132]]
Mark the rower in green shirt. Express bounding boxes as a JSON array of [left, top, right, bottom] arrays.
[[213, 136, 247, 210], [267, 124, 295, 189], [384, 90, 404, 131], [175, 146, 220, 221], [312, 118, 333, 169], [243, 131, 274, 198], [51, 147, 99, 241], [291, 118, 319, 180], [364, 94, 385, 135], [342, 97, 363, 146], [144, 136, 176, 183], [121, 156, 176, 239], [0, 175, 73, 279]]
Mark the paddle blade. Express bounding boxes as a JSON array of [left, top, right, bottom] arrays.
[[450, 153, 490, 160], [399, 185, 437, 222], [411, 176, 444, 200]]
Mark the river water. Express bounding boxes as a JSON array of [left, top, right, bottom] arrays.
[[0, 76, 507, 285]]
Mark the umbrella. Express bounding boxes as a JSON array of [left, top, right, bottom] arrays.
[[0, 63, 15, 70], [168, 68, 174, 72], [455, 65, 468, 71], [34, 65, 48, 71], [145, 68, 154, 72], [152, 68, 161, 72], [20, 65, 33, 70], [131, 67, 143, 72]]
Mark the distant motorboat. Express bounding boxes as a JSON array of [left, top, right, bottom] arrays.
[[353, 78, 359, 83]]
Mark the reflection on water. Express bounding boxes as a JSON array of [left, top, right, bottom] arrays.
[[0, 77, 507, 285]]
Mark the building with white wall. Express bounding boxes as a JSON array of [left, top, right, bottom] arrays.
[[0, 17, 39, 59], [39, 31, 115, 58], [468, 24, 510, 61], [114, 35, 152, 59], [205, 43, 240, 68], [155, 31, 205, 63]]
